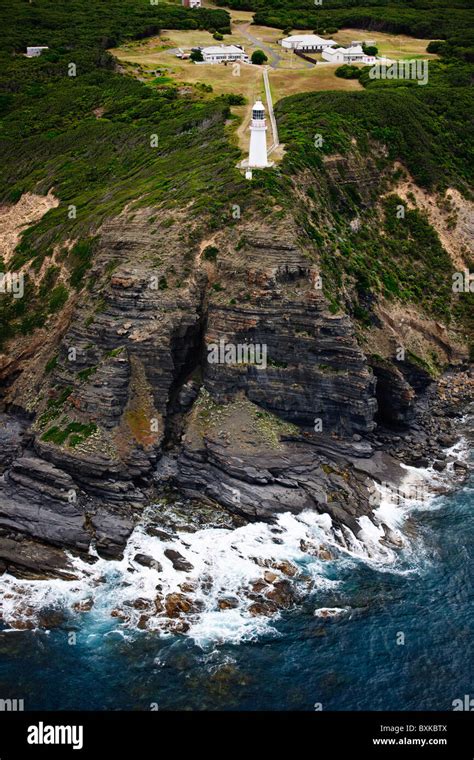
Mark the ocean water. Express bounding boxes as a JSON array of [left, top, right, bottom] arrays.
[[0, 465, 472, 712]]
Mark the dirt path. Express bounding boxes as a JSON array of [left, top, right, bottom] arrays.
[[263, 66, 279, 152], [238, 23, 282, 69]]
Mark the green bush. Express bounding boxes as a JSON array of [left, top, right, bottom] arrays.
[[69, 239, 96, 289], [202, 245, 219, 261], [48, 284, 69, 312], [335, 64, 361, 79], [223, 93, 246, 105], [45, 354, 58, 373], [251, 50, 268, 65]]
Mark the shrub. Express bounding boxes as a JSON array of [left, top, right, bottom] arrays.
[[48, 284, 69, 312], [223, 93, 246, 106], [251, 50, 268, 65], [427, 40, 445, 54], [45, 354, 58, 373], [203, 245, 219, 261], [69, 239, 96, 289], [335, 64, 361, 79]]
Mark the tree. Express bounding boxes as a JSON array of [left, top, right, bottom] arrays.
[[251, 50, 268, 65], [190, 49, 203, 62], [213, 32, 224, 41], [427, 40, 445, 54], [335, 64, 361, 79], [363, 44, 378, 56]]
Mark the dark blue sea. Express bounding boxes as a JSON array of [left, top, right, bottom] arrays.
[[0, 475, 472, 712]]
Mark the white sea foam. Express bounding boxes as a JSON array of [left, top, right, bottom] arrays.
[[0, 500, 413, 645], [1, 434, 469, 644], [313, 607, 350, 618]]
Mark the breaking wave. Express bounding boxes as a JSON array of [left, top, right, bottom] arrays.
[[0, 436, 470, 647]]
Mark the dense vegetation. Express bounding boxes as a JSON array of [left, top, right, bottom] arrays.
[[216, 0, 474, 61], [276, 88, 474, 190], [246, 0, 474, 339], [0, 0, 236, 226], [0, 0, 247, 346], [0, 0, 472, 353], [1, 0, 230, 52], [273, 87, 473, 343]]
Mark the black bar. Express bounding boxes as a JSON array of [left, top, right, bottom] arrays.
[[0, 711, 471, 757]]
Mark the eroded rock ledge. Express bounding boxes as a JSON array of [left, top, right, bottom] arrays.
[[0, 207, 471, 578]]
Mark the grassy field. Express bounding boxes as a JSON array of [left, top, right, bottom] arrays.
[[112, 35, 264, 99], [271, 66, 362, 100], [110, 23, 370, 99], [112, 28, 361, 154], [332, 28, 439, 60], [110, 18, 436, 156], [202, 1, 253, 23]]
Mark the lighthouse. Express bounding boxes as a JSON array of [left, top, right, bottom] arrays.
[[248, 100, 269, 168]]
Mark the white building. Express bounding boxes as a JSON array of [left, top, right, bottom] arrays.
[[26, 46, 49, 58], [248, 101, 269, 169], [322, 44, 376, 64], [281, 34, 336, 52], [182, 0, 201, 8], [200, 45, 249, 64]]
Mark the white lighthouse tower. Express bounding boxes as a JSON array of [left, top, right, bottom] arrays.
[[248, 100, 269, 168]]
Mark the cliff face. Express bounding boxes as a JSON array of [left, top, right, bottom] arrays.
[[203, 223, 377, 434], [0, 156, 471, 577]]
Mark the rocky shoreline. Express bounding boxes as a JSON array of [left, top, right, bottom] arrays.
[[0, 365, 471, 590], [0, 205, 472, 592]]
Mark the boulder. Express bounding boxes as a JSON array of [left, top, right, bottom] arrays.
[[218, 596, 239, 610], [164, 593, 193, 618], [132, 598, 151, 610], [266, 580, 294, 609], [248, 599, 278, 617], [263, 570, 278, 584], [272, 560, 298, 577], [133, 554, 162, 572], [164, 549, 194, 572], [72, 598, 94, 612]]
